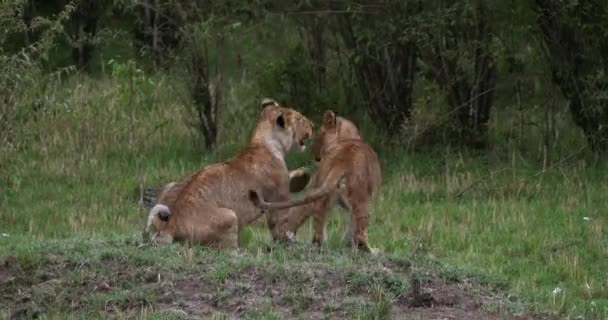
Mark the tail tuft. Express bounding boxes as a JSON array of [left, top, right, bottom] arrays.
[[149, 204, 171, 224]]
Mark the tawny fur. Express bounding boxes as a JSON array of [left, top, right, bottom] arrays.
[[143, 100, 314, 248], [250, 111, 381, 252]]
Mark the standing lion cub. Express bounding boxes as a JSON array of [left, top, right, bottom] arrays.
[[143, 99, 314, 248], [250, 110, 381, 252]]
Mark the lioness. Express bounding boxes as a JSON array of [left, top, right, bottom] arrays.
[[143, 99, 314, 248], [249, 110, 381, 252]]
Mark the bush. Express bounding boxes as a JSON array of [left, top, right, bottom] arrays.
[[0, 0, 72, 154], [255, 43, 330, 118]]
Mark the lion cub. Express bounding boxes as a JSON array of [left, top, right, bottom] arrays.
[[144, 100, 314, 248], [250, 110, 381, 252]]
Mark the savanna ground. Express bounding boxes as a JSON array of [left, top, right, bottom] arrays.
[[0, 68, 606, 320], [1, 6, 608, 318]]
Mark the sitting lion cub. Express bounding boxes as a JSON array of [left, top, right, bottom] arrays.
[[143, 99, 314, 248], [250, 110, 381, 252]]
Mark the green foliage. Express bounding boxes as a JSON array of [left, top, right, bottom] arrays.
[[108, 59, 159, 111], [0, 0, 73, 154], [173, 18, 222, 150], [336, 1, 419, 135], [2, 1, 608, 319], [255, 43, 329, 117], [533, 0, 608, 151]]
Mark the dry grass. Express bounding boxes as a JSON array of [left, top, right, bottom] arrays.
[[0, 69, 606, 319]]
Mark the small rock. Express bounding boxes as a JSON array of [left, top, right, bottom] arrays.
[[93, 281, 111, 292]]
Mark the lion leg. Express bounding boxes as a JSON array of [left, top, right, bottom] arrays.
[[311, 196, 332, 247], [188, 207, 239, 249], [351, 201, 372, 252], [338, 193, 355, 247], [216, 208, 239, 249], [343, 215, 354, 247]]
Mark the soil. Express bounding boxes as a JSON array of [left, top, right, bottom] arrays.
[[0, 250, 558, 320]]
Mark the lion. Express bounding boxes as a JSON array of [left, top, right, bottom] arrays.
[[249, 110, 381, 252], [143, 99, 314, 248]]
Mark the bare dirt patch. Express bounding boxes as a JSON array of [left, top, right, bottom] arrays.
[[0, 256, 17, 286], [150, 262, 549, 319]]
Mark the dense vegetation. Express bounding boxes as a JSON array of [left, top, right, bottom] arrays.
[[1, 1, 607, 319]]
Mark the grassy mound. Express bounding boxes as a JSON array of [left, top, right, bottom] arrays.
[[1, 236, 552, 319]]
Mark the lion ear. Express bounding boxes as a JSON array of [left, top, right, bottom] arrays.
[[276, 113, 286, 129], [323, 110, 336, 128], [260, 99, 280, 118], [261, 97, 279, 108]]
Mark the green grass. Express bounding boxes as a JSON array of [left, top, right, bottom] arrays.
[[1, 70, 607, 319], [375, 151, 608, 318], [0, 234, 525, 319]]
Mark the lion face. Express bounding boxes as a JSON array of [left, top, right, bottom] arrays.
[[287, 109, 314, 153], [267, 212, 295, 242], [259, 100, 314, 157]]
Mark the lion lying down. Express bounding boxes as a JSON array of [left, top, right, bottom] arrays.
[[143, 99, 314, 248]]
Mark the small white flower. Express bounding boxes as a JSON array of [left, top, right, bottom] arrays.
[[552, 287, 562, 295], [583, 217, 591, 221], [286, 231, 295, 241], [1, 233, 8, 237]]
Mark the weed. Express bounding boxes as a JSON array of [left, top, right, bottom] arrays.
[[353, 285, 393, 320]]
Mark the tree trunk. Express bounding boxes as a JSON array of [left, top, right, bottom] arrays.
[[187, 39, 220, 150], [133, 0, 180, 67], [309, 17, 326, 92], [534, 0, 608, 152], [22, 0, 35, 46], [564, 90, 608, 152], [338, 15, 417, 136], [419, 2, 496, 148], [70, 0, 100, 71], [455, 18, 496, 148], [152, 0, 160, 68]]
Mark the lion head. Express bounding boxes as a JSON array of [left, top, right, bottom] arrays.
[[312, 110, 361, 162], [254, 99, 314, 159]]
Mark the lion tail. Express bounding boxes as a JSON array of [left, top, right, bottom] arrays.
[[249, 175, 346, 211], [147, 204, 171, 227]]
